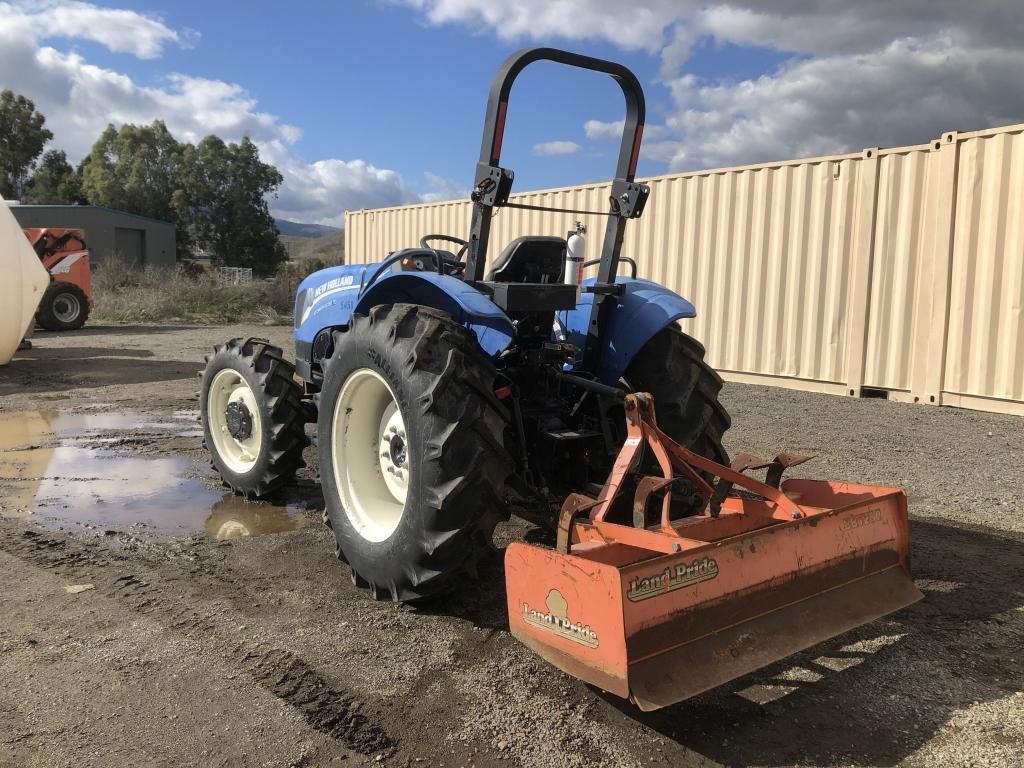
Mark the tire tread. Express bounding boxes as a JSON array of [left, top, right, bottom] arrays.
[[201, 338, 310, 499], [323, 305, 512, 602], [625, 324, 731, 465]]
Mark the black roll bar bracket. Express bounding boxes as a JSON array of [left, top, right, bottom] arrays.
[[609, 179, 650, 219], [470, 163, 515, 207]]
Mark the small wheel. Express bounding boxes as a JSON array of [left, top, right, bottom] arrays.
[[318, 304, 513, 601], [200, 338, 310, 498], [36, 282, 90, 331]]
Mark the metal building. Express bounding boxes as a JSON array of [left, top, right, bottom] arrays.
[[8, 205, 176, 268]]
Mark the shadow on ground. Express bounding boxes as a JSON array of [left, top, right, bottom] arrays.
[[34, 324, 197, 338], [415, 515, 1023, 766], [410, 519, 555, 632], [592, 518, 1024, 766], [2, 343, 199, 394]]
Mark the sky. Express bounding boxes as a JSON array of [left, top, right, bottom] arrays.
[[2, 1, 1023, 226]]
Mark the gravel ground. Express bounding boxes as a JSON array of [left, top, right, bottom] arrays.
[[0, 323, 1021, 768]]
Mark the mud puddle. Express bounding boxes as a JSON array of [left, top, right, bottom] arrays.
[[0, 408, 316, 540]]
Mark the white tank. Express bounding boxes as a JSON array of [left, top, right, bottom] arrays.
[[564, 221, 586, 291], [0, 197, 49, 365]]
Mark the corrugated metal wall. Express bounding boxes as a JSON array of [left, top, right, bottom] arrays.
[[347, 122, 1024, 416], [943, 126, 1024, 411]]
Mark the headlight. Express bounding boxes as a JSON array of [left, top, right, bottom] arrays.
[[294, 288, 310, 329]]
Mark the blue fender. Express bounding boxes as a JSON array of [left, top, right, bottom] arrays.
[[294, 267, 690, 385], [294, 266, 515, 369], [353, 272, 515, 356], [559, 277, 697, 384]]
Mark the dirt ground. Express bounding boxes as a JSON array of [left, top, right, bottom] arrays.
[[1, 324, 1022, 768]]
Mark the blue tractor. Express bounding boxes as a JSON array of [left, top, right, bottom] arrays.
[[200, 48, 729, 602]]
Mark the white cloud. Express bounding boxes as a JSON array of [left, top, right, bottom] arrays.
[[418, 172, 469, 203], [1, 1, 193, 59], [584, 119, 665, 141], [396, 0, 684, 51], [403, 0, 1024, 171], [399, 1, 1024, 62], [0, 30, 307, 175], [532, 140, 581, 157], [658, 22, 695, 79], [269, 152, 415, 227], [583, 119, 623, 141], [639, 140, 685, 164], [0, 1, 419, 224], [663, 36, 1024, 170], [693, 3, 1024, 60]]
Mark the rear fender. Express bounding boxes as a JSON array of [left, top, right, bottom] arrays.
[[354, 272, 514, 356], [295, 269, 515, 372], [560, 278, 697, 384]]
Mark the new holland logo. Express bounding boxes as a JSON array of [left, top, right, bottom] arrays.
[[312, 274, 355, 298], [626, 556, 719, 602], [522, 589, 599, 648]]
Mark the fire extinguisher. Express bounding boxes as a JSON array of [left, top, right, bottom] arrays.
[[564, 221, 586, 296]]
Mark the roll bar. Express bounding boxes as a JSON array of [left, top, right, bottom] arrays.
[[463, 47, 650, 285], [478, 48, 646, 181]]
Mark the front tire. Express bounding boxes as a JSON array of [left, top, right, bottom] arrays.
[[36, 282, 90, 331], [200, 338, 309, 498], [318, 304, 513, 602]]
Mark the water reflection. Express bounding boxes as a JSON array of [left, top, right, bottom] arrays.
[[0, 408, 317, 540]]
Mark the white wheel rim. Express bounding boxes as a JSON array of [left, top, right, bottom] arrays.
[[53, 293, 81, 323], [207, 368, 263, 474], [332, 368, 409, 543]]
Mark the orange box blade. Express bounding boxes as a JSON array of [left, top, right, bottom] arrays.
[[506, 482, 922, 710]]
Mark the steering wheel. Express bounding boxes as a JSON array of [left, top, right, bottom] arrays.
[[419, 234, 469, 276], [420, 234, 468, 252]]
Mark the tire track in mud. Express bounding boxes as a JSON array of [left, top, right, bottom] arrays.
[[0, 526, 392, 756]]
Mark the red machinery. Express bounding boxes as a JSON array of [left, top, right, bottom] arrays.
[[506, 393, 921, 710], [24, 227, 93, 331]]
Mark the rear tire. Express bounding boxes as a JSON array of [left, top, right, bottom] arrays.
[[36, 282, 89, 331], [318, 304, 513, 602], [624, 324, 731, 465], [200, 338, 309, 498]]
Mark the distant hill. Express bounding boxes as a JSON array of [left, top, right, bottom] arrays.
[[274, 218, 342, 238], [281, 230, 344, 263]]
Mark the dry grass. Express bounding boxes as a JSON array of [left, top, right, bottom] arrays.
[[280, 231, 344, 263], [91, 256, 298, 325]]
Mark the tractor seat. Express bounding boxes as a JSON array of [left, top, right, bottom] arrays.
[[486, 236, 566, 283]]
